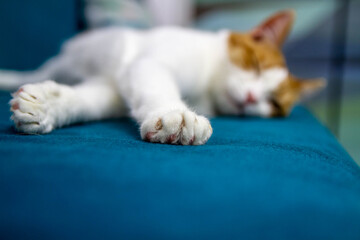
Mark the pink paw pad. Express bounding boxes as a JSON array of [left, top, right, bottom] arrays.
[[145, 132, 156, 141], [16, 88, 23, 95], [12, 102, 19, 110], [166, 134, 178, 144]]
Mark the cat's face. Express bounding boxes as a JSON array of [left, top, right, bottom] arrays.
[[218, 10, 325, 117]]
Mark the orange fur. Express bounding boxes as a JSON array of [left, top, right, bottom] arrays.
[[272, 76, 325, 116], [228, 33, 285, 71]]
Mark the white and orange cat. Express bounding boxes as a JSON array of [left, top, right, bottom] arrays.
[[0, 10, 324, 145]]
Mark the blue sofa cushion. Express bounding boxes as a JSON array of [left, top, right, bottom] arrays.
[[0, 0, 76, 70], [0, 91, 359, 240]]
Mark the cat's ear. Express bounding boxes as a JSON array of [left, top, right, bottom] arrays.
[[296, 77, 326, 96], [250, 9, 295, 47]]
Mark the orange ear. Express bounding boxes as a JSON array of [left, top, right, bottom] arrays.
[[297, 78, 327, 95], [250, 9, 295, 47]]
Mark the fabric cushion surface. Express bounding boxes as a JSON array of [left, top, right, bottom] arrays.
[[0, 90, 359, 240]]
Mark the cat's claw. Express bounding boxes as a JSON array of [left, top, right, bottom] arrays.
[[141, 110, 212, 145], [10, 80, 60, 134]]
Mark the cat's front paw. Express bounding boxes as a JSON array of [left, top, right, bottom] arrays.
[[10, 80, 61, 134], [141, 110, 212, 145]]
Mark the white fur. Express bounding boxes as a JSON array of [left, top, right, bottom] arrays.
[[223, 63, 288, 117], [1, 27, 287, 144]]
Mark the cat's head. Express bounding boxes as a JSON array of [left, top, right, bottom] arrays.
[[217, 9, 325, 117]]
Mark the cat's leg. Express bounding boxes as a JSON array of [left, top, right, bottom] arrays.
[[120, 58, 212, 145], [10, 80, 124, 134], [0, 53, 80, 91]]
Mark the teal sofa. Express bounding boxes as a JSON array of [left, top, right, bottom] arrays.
[[1, 91, 360, 239]]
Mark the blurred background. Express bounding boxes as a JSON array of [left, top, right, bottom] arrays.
[[0, 0, 358, 164]]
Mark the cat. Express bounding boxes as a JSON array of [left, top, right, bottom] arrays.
[[0, 9, 324, 145]]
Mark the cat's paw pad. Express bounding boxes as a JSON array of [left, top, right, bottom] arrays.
[[141, 110, 212, 145], [10, 80, 61, 134]]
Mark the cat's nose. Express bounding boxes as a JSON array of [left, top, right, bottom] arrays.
[[245, 92, 257, 104]]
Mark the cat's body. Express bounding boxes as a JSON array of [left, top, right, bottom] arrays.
[[63, 26, 226, 116], [0, 10, 324, 145]]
